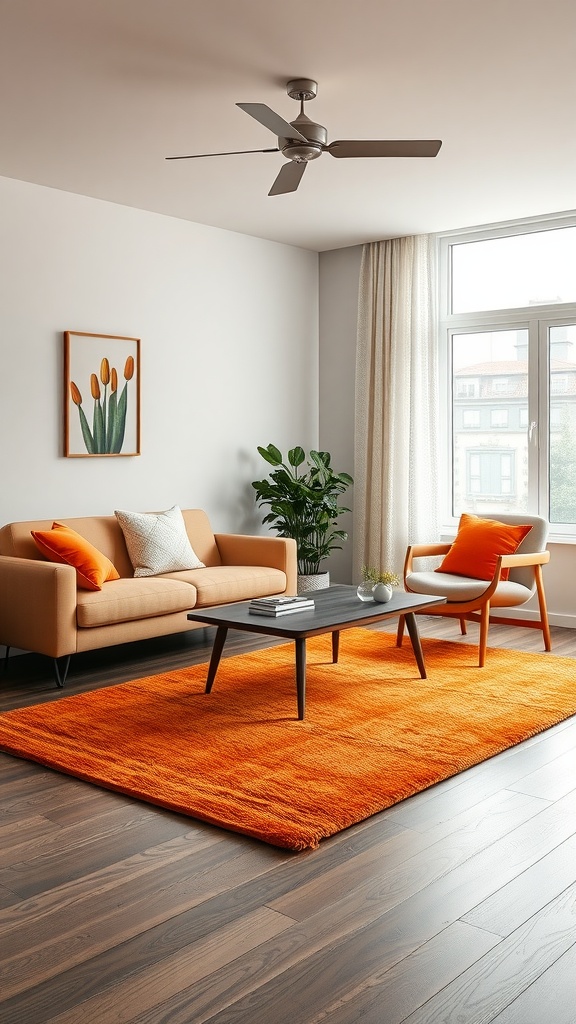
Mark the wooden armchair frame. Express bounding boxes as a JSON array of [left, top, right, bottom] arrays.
[[396, 542, 552, 667]]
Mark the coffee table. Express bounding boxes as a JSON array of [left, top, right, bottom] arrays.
[[187, 585, 446, 720]]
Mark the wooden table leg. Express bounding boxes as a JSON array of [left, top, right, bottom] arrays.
[[332, 630, 340, 663], [295, 637, 307, 720], [205, 626, 228, 693], [404, 612, 427, 679]]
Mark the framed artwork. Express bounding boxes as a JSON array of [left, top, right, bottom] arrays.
[[64, 332, 141, 457]]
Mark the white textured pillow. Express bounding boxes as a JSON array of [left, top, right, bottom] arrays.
[[114, 505, 205, 577]]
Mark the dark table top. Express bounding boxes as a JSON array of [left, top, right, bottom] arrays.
[[187, 584, 446, 640]]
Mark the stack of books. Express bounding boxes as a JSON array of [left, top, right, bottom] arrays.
[[248, 595, 315, 617]]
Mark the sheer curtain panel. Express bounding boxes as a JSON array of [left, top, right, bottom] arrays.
[[353, 235, 440, 580]]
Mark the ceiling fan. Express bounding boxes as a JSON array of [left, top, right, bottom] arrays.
[[166, 78, 442, 196]]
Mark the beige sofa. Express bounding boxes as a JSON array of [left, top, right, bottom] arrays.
[[0, 509, 297, 685]]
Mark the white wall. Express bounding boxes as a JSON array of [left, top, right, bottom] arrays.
[[0, 176, 319, 534], [319, 244, 362, 585]]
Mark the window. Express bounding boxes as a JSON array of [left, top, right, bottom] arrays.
[[440, 216, 576, 535], [551, 375, 567, 394], [450, 225, 576, 314], [462, 409, 480, 429], [550, 407, 562, 429], [456, 380, 479, 398], [450, 328, 528, 514], [490, 409, 509, 429], [467, 450, 514, 498]]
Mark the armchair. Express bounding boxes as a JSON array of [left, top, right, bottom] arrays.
[[396, 513, 552, 666]]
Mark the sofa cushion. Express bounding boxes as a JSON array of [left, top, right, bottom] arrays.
[[31, 522, 120, 591], [114, 505, 205, 577], [76, 577, 196, 628], [160, 565, 287, 607]]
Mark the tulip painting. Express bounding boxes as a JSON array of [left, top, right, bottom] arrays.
[[64, 332, 140, 457]]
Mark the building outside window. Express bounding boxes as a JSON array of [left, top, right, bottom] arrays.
[[439, 217, 576, 533]]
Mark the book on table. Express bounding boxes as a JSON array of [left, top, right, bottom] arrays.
[[249, 596, 315, 616]]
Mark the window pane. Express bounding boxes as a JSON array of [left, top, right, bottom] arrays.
[[452, 227, 576, 313], [452, 329, 528, 515], [548, 324, 576, 524]]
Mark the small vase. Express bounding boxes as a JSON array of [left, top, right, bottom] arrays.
[[373, 582, 393, 603], [356, 581, 375, 602]]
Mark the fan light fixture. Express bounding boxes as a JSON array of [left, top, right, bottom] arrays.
[[166, 79, 442, 196]]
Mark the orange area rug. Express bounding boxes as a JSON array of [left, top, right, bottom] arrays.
[[1, 629, 575, 850]]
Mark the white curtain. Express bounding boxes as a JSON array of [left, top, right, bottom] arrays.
[[353, 234, 440, 580]]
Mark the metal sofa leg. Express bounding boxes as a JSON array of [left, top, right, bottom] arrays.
[[53, 656, 71, 688]]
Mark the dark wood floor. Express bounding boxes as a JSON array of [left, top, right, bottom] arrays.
[[1, 617, 575, 1024]]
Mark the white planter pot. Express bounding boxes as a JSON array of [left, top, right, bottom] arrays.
[[373, 582, 393, 603], [298, 571, 330, 594]]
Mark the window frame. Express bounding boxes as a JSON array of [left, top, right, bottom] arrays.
[[438, 211, 576, 542]]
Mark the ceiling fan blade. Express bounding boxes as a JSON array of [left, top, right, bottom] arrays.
[[268, 161, 307, 196], [328, 140, 442, 158], [166, 147, 278, 160], [236, 103, 308, 143]]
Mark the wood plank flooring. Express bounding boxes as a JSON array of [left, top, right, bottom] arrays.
[[1, 618, 575, 1024]]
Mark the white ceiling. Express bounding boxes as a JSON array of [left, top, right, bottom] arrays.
[[2, 0, 576, 252]]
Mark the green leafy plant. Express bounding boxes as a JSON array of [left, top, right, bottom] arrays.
[[252, 444, 353, 576], [361, 565, 401, 586]]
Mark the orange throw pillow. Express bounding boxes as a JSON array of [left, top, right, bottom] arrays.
[[435, 513, 532, 581], [31, 522, 120, 591]]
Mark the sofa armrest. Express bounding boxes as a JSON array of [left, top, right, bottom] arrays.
[[215, 534, 298, 595], [0, 556, 78, 658]]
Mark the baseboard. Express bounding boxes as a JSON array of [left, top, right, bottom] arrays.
[[494, 608, 576, 630], [420, 609, 576, 630]]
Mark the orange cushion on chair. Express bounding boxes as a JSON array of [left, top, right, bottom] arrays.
[[435, 513, 533, 582], [31, 522, 120, 591]]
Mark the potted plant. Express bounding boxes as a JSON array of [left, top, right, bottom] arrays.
[[252, 444, 353, 591]]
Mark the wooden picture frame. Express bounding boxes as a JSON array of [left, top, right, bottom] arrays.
[[64, 331, 141, 457]]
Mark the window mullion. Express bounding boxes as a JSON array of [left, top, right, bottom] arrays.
[[527, 320, 544, 515]]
